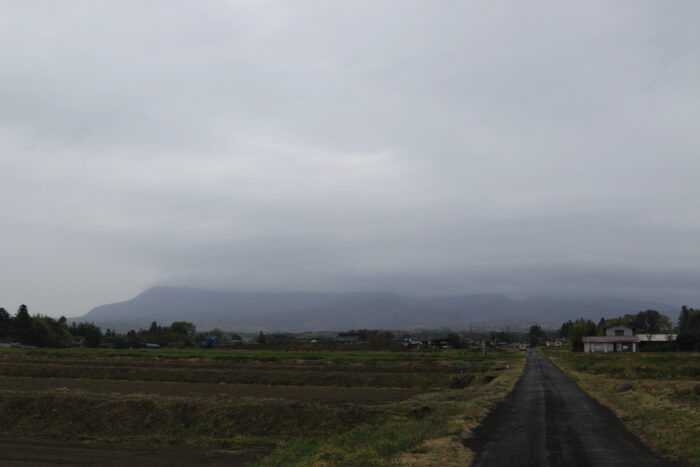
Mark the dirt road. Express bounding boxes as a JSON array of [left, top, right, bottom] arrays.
[[465, 349, 675, 466]]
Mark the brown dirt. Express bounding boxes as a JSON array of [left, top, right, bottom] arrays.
[[0, 438, 270, 466], [0, 355, 466, 373], [0, 361, 453, 388], [0, 376, 417, 402]]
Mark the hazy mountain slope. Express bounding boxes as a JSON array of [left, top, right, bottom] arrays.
[[76, 287, 678, 332]]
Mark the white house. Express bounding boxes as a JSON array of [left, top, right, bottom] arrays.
[[582, 325, 639, 353]]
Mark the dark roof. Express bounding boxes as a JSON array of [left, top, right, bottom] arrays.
[[582, 336, 639, 343]]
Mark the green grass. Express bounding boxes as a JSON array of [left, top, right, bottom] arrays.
[[547, 351, 700, 379], [255, 409, 447, 466]]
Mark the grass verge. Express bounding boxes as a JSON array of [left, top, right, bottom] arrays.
[[543, 349, 700, 466]]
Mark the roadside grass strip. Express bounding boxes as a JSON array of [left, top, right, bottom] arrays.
[[544, 350, 700, 466]]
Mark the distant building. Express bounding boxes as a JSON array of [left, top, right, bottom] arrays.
[[0, 336, 20, 348], [427, 337, 456, 349], [638, 333, 677, 343], [266, 333, 295, 343], [637, 333, 677, 350], [401, 338, 425, 349], [228, 333, 244, 345], [334, 332, 368, 344], [582, 325, 638, 353], [306, 336, 333, 343], [545, 338, 565, 347]]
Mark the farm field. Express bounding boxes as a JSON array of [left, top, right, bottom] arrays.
[[0, 347, 525, 466], [543, 350, 700, 466]]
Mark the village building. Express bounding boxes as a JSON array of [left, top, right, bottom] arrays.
[[545, 338, 566, 347], [401, 337, 425, 349], [582, 324, 639, 353], [637, 333, 677, 343], [0, 336, 21, 348], [334, 332, 369, 344]]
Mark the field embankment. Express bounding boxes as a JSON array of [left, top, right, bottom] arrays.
[[0, 347, 525, 465], [543, 349, 700, 466]]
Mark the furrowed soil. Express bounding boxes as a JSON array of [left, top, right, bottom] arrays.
[[0, 438, 270, 466], [0, 376, 417, 402], [0, 347, 523, 465], [0, 355, 471, 388]]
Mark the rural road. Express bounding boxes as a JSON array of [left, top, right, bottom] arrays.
[[466, 349, 675, 467]]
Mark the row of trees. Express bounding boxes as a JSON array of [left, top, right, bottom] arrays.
[[0, 305, 96, 348], [678, 306, 700, 350], [528, 325, 547, 347], [5, 303, 700, 351], [0, 305, 205, 349], [110, 321, 199, 348]]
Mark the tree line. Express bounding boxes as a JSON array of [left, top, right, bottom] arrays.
[[4, 303, 700, 351], [0, 305, 87, 347], [677, 306, 700, 350], [0, 305, 204, 349]]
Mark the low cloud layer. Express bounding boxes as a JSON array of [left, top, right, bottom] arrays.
[[2, 1, 699, 317]]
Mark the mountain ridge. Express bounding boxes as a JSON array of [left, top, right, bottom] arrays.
[[76, 286, 678, 332]]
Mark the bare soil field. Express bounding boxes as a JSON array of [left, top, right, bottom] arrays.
[[0, 347, 523, 465], [0, 438, 269, 466], [0, 352, 478, 389], [0, 375, 417, 402]]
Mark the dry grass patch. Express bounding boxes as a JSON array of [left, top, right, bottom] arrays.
[[393, 356, 526, 466], [392, 436, 473, 466]]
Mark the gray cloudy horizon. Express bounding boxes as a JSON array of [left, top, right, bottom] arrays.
[[2, 1, 699, 318]]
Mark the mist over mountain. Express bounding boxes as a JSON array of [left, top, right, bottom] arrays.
[[78, 287, 677, 333]]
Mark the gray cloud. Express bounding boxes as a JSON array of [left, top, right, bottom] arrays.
[[1, 1, 699, 317]]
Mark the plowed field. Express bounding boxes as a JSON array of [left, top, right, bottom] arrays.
[[0, 347, 515, 465]]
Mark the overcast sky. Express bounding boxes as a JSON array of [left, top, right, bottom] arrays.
[[2, 1, 699, 317]]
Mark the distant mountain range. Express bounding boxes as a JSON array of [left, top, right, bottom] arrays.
[[75, 286, 679, 332]]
